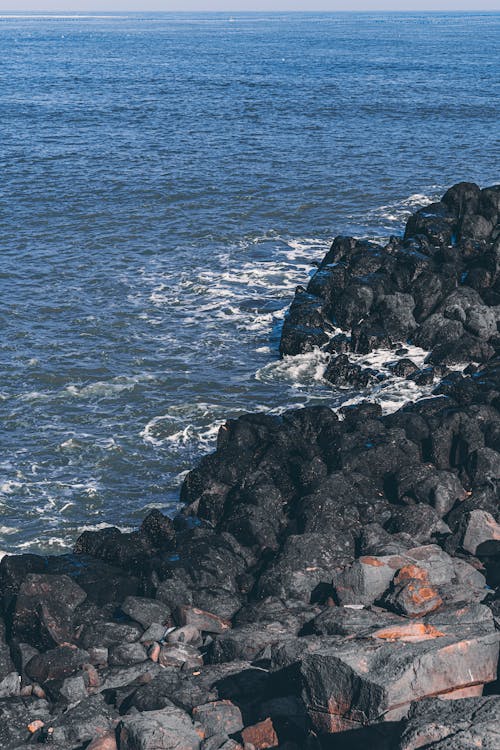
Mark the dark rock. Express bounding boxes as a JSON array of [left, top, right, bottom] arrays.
[[192, 700, 243, 738], [25, 645, 90, 684], [121, 596, 171, 629], [176, 606, 231, 635], [301, 607, 498, 732], [324, 354, 380, 389], [140, 509, 175, 548], [51, 693, 117, 748], [80, 621, 143, 649], [108, 642, 148, 666], [399, 695, 500, 750], [118, 705, 201, 750], [0, 696, 50, 748]]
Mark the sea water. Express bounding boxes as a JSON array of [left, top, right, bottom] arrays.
[[1, 12, 499, 552]]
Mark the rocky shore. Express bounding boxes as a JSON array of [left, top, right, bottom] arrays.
[[1, 182, 499, 749]]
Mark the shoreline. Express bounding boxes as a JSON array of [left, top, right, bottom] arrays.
[[0, 181, 499, 749]]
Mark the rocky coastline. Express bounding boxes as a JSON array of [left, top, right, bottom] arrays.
[[1, 182, 499, 749]]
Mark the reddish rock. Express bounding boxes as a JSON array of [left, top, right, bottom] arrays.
[[384, 580, 443, 618], [301, 607, 499, 732], [86, 732, 118, 750], [241, 718, 278, 749]]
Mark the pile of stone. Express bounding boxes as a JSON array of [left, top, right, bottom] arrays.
[[280, 182, 500, 390], [0, 183, 498, 749]]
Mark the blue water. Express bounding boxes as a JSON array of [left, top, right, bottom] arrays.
[[1, 12, 499, 553]]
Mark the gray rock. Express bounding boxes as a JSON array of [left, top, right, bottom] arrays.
[[121, 596, 171, 630], [176, 606, 231, 635], [158, 643, 203, 669], [80, 621, 143, 649], [25, 645, 90, 684], [399, 695, 500, 750], [301, 607, 499, 732], [461, 510, 500, 556], [118, 706, 201, 750], [108, 642, 148, 667], [192, 700, 243, 738]]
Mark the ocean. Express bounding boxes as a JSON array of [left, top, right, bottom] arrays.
[[1, 11, 499, 554]]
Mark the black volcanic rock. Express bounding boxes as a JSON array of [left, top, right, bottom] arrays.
[[0, 183, 498, 749]]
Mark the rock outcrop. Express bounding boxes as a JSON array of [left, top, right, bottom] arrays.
[[0, 183, 498, 749]]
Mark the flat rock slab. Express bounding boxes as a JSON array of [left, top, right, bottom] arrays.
[[118, 706, 201, 750], [301, 608, 499, 733], [399, 695, 500, 749]]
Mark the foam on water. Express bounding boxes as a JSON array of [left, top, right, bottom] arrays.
[[1, 11, 498, 553]]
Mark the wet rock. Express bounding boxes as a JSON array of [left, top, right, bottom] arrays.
[[392, 359, 419, 378], [74, 526, 155, 569], [399, 695, 500, 750], [324, 354, 380, 389], [192, 700, 243, 738], [25, 645, 90, 684], [118, 706, 201, 750], [140, 509, 176, 548], [121, 596, 171, 630]]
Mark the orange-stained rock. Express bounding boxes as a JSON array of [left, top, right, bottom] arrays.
[[241, 717, 278, 749], [372, 623, 445, 642], [301, 605, 499, 733], [384, 580, 443, 618], [86, 731, 118, 750], [147, 642, 161, 663], [394, 565, 429, 584], [176, 606, 231, 634], [27, 720, 45, 733]]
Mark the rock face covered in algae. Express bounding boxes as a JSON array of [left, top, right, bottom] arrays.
[[0, 182, 499, 749]]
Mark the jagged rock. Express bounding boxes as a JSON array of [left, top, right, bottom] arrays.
[[158, 643, 203, 669], [121, 596, 171, 630], [192, 700, 243, 738], [176, 606, 231, 634], [399, 695, 500, 750], [241, 718, 278, 749], [80, 621, 143, 649], [10, 573, 86, 650], [383, 579, 443, 618], [25, 645, 90, 684], [118, 706, 201, 750], [0, 696, 50, 747], [301, 604, 499, 732], [209, 622, 293, 664], [460, 510, 500, 556], [50, 694, 117, 747], [108, 642, 148, 666]]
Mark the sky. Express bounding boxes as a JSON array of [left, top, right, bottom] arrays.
[[1, 2, 499, 11]]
